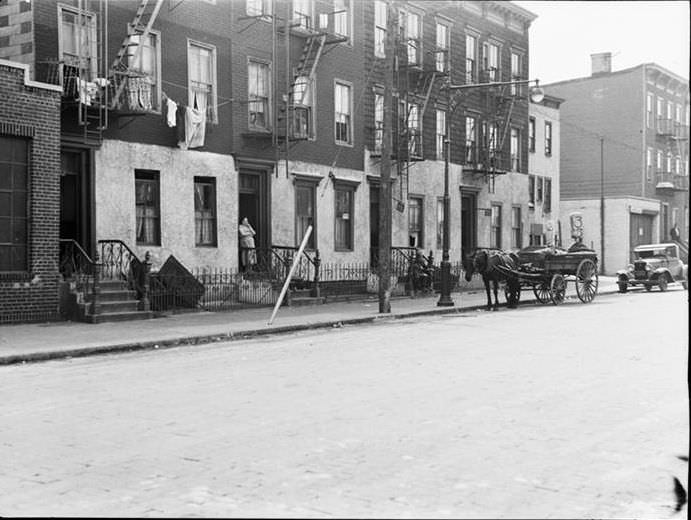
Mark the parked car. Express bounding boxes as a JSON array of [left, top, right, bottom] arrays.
[[617, 243, 688, 292]]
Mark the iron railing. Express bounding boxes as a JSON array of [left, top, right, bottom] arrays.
[[59, 239, 97, 305]]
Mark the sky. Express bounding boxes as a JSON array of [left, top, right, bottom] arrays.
[[514, 1, 690, 84]]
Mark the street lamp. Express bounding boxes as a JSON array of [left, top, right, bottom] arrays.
[[436, 78, 544, 307]]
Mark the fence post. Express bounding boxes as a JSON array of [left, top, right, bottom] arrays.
[[91, 251, 101, 317], [312, 249, 321, 298], [139, 251, 152, 311]]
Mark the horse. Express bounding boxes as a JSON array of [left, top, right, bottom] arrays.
[[462, 249, 519, 310]]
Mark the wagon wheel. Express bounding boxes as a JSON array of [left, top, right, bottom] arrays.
[[533, 281, 552, 304], [549, 274, 566, 305], [575, 258, 599, 303], [504, 281, 521, 308]]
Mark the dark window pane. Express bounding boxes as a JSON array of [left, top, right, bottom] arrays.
[[12, 139, 27, 163], [0, 163, 11, 189], [13, 165, 27, 189], [13, 191, 26, 217], [0, 218, 11, 242], [0, 193, 11, 216], [12, 219, 27, 243], [12, 245, 26, 268], [0, 246, 10, 270]]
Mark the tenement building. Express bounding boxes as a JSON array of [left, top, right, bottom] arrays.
[[545, 53, 689, 273], [0, 0, 541, 322]]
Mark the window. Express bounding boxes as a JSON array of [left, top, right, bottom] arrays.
[[666, 152, 672, 173], [544, 121, 552, 156], [374, 92, 384, 154], [407, 102, 421, 157], [436, 109, 446, 160], [536, 176, 543, 202], [374, 0, 387, 58], [656, 150, 663, 171], [135, 170, 160, 246], [676, 103, 683, 124], [528, 175, 535, 208], [247, 0, 271, 17], [128, 28, 161, 111], [194, 177, 217, 247], [656, 96, 664, 130], [490, 204, 502, 249], [436, 198, 444, 249], [510, 127, 520, 171], [676, 156, 682, 176], [667, 100, 674, 122], [435, 22, 449, 72], [646, 147, 653, 181], [296, 182, 316, 249], [646, 93, 653, 128], [248, 59, 271, 131], [465, 34, 477, 83], [292, 75, 313, 138], [333, 0, 351, 40], [405, 10, 422, 66], [528, 117, 535, 152], [510, 51, 521, 95], [485, 122, 498, 166], [511, 206, 521, 249], [293, 0, 312, 30], [483, 41, 500, 81], [334, 81, 352, 145], [334, 185, 354, 251], [0, 136, 28, 272], [544, 178, 552, 213], [59, 5, 97, 79], [188, 40, 217, 123], [465, 116, 476, 164], [408, 197, 423, 248]]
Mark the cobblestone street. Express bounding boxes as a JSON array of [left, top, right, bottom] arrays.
[[1, 290, 688, 518]]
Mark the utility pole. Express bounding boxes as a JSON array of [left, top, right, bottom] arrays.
[[378, 0, 395, 314], [600, 137, 606, 274]]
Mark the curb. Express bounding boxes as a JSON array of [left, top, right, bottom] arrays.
[[0, 288, 620, 366]]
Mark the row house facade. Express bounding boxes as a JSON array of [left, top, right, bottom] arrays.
[[0, 0, 541, 322], [545, 53, 689, 273]]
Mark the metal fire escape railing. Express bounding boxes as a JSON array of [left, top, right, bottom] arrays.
[[109, 0, 164, 112]]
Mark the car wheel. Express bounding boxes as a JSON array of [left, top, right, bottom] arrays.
[[617, 282, 628, 293], [658, 275, 668, 292], [645, 284, 653, 292]]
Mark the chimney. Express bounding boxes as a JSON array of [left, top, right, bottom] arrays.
[[591, 52, 612, 76]]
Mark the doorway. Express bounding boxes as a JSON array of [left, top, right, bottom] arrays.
[[460, 191, 477, 257], [60, 148, 93, 254], [238, 169, 269, 266], [629, 212, 654, 261]]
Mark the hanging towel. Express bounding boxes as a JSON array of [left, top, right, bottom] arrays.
[[185, 105, 206, 149], [166, 98, 178, 127], [176, 105, 187, 148]]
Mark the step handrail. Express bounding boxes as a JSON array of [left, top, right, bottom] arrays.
[[98, 239, 152, 310]]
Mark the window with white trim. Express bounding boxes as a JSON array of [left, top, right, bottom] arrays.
[[435, 22, 449, 72], [334, 184, 354, 251], [292, 75, 313, 139], [188, 40, 218, 123], [296, 181, 316, 249], [436, 198, 444, 249], [511, 206, 521, 249], [194, 177, 217, 247], [333, 0, 351, 40], [374, 92, 384, 154], [528, 117, 535, 152], [407, 102, 421, 157], [248, 59, 271, 131], [646, 93, 653, 128], [405, 10, 422, 66], [646, 147, 653, 181], [59, 5, 98, 80], [0, 136, 28, 271], [128, 28, 161, 111], [465, 116, 476, 164], [436, 109, 446, 160], [544, 178, 552, 213], [528, 174, 535, 208], [374, 0, 387, 58], [293, 0, 312, 30], [490, 204, 502, 249], [510, 51, 521, 95], [408, 196, 423, 248], [483, 41, 500, 81], [465, 34, 477, 83], [544, 121, 552, 156], [135, 170, 161, 246], [335, 81, 352, 145], [510, 127, 520, 171]]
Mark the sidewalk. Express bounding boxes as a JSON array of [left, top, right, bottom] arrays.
[[0, 277, 620, 365]]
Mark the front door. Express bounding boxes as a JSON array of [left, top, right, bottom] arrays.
[[461, 192, 477, 257], [60, 148, 93, 254], [629, 213, 654, 261]]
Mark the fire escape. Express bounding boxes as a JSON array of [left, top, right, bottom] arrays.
[[654, 95, 689, 193], [392, 9, 446, 208]]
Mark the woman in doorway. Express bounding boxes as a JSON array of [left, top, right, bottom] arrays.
[[238, 217, 257, 270]]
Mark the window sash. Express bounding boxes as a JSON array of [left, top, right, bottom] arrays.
[[408, 197, 422, 247], [135, 174, 160, 245], [545, 122, 552, 155], [0, 136, 28, 272], [296, 184, 316, 249], [249, 61, 271, 130], [335, 83, 352, 144], [188, 42, 217, 122], [544, 179, 552, 213], [374, 93, 384, 153], [436, 109, 446, 159], [194, 178, 217, 246], [528, 175, 535, 206], [529, 118, 535, 152], [465, 116, 476, 163], [374, 0, 387, 57], [510, 127, 520, 171], [406, 11, 421, 65], [60, 7, 98, 79], [334, 0, 350, 38], [511, 206, 521, 249], [436, 198, 444, 249], [490, 204, 502, 249], [334, 187, 353, 250], [435, 23, 448, 72], [465, 34, 476, 83]]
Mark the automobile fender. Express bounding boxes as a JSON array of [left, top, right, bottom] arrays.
[[652, 267, 671, 281]]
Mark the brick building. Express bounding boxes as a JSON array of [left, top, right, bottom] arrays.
[[0, 59, 62, 323], [1, 0, 542, 322], [545, 53, 689, 273]]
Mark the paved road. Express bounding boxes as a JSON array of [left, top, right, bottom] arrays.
[[1, 290, 688, 518]]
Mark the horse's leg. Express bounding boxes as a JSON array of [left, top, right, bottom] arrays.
[[484, 278, 492, 310], [492, 279, 499, 310]]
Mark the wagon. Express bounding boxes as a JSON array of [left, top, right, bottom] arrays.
[[495, 245, 599, 306]]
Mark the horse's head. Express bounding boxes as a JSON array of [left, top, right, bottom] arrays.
[[463, 250, 487, 281]]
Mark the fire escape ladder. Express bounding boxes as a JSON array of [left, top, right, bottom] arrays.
[[109, 0, 164, 110], [419, 71, 437, 121], [293, 33, 326, 86]]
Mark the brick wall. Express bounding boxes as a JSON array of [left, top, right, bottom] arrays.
[[0, 60, 61, 323]]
